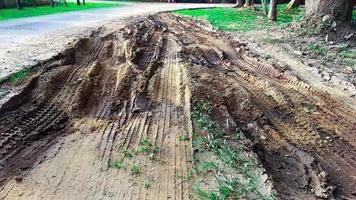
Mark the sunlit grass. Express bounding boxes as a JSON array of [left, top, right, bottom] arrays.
[[0, 2, 122, 21], [175, 4, 304, 32]]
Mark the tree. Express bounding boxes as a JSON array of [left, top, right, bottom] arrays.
[[236, 0, 245, 7], [77, 0, 81, 5], [305, 0, 353, 22], [0, 0, 5, 9], [244, 0, 252, 7], [16, 0, 23, 10], [31, 0, 37, 8], [261, 0, 268, 15], [287, 0, 301, 9], [268, 0, 278, 21]]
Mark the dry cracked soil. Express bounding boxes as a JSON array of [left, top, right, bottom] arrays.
[[0, 13, 355, 200]]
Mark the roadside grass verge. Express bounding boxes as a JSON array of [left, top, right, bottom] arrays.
[[175, 4, 303, 32], [0, 2, 123, 21], [9, 67, 32, 84]]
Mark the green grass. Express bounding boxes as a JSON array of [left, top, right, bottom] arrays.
[[307, 42, 326, 56], [191, 98, 276, 200], [175, 4, 304, 32], [0, 2, 122, 21], [144, 177, 151, 189], [179, 135, 189, 141], [131, 164, 142, 175], [9, 67, 31, 84], [353, 10, 356, 21]]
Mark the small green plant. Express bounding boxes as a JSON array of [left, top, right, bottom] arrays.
[[144, 177, 151, 189], [263, 54, 272, 60], [112, 160, 125, 169], [123, 150, 135, 158], [307, 43, 326, 56], [194, 184, 219, 200], [217, 177, 237, 200], [107, 159, 125, 169], [179, 135, 189, 141], [140, 138, 153, 146], [9, 68, 31, 84], [338, 43, 349, 52], [131, 164, 142, 175], [137, 138, 160, 159]]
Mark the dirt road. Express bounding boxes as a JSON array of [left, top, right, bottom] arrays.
[[0, 13, 355, 200], [0, 2, 233, 80]]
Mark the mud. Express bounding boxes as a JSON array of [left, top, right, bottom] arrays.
[[0, 13, 355, 200]]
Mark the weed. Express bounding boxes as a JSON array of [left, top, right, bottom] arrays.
[[9, 68, 31, 84], [191, 98, 275, 199], [123, 150, 135, 158], [263, 54, 272, 60], [113, 160, 125, 169], [131, 165, 141, 175], [307, 43, 326, 56], [338, 43, 349, 52], [179, 135, 189, 141], [144, 177, 151, 189], [197, 161, 218, 173], [216, 177, 237, 200], [140, 138, 153, 146], [194, 184, 219, 200], [339, 49, 356, 59], [107, 159, 125, 169], [137, 138, 160, 159]]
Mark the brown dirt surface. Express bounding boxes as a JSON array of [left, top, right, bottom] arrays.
[[0, 13, 355, 200]]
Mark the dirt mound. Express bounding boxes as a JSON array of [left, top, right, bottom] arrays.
[[0, 13, 355, 200]]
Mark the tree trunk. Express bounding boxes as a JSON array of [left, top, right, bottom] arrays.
[[236, 0, 244, 7], [305, 0, 353, 22], [16, 0, 23, 10], [31, 0, 36, 8], [0, 0, 6, 9], [261, 0, 268, 15], [287, 0, 301, 9], [268, 0, 277, 21], [82, 0, 85, 5], [63, 0, 68, 7], [244, 0, 252, 7], [76, 0, 80, 5]]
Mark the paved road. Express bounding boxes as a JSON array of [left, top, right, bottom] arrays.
[[0, 2, 233, 80]]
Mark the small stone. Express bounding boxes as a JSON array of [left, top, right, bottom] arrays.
[[345, 67, 353, 73], [15, 176, 23, 182], [322, 15, 332, 22], [319, 171, 327, 178]]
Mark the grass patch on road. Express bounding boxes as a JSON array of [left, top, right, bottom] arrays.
[[0, 2, 123, 21], [175, 4, 303, 32]]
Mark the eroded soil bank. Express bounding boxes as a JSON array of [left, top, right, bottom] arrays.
[[0, 13, 355, 200]]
